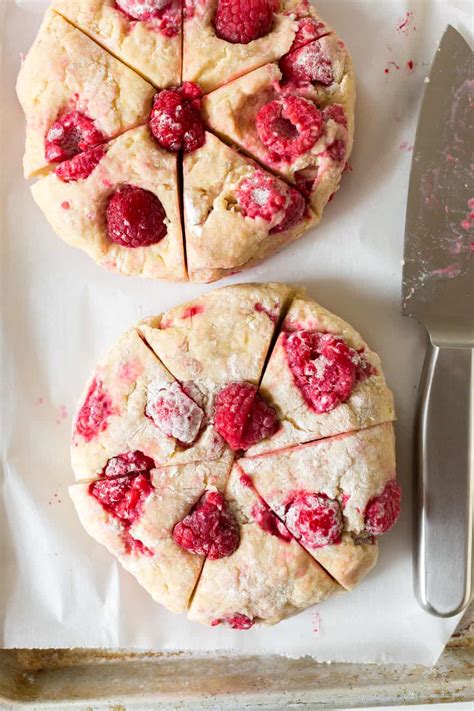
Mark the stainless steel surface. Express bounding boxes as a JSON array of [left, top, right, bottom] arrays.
[[415, 341, 473, 616], [403, 25, 474, 618], [0, 607, 472, 709], [402, 26, 473, 346]]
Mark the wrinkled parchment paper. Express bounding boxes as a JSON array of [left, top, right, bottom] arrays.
[[1, 0, 471, 664]]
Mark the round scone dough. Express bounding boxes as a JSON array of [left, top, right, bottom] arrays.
[[18, 1, 355, 282], [70, 283, 401, 628]]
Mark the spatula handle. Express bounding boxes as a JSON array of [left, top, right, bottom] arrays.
[[414, 337, 473, 616]]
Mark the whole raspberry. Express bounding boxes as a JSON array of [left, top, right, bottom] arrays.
[[290, 17, 329, 51], [55, 146, 105, 183], [89, 473, 154, 525], [173, 491, 240, 559], [270, 187, 306, 234], [146, 381, 205, 444], [75, 378, 114, 442], [149, 82, 205, 153], [251, 501, 292, 541], [237, 172, 287, 222], [285, 491, 342, 548], [214, 382, 278, 451], [256, 96, 323, 162], [212, 614, 255, 629], [106, 185, 167, 248], [45, 111, 105, 164], [364, 480, 401, 535], [280, 40, 334, 86], [283, 330, 374, 413], [115, 0, 172, 20], [213, 0, 276, 44], [103, 450, 155, 478]]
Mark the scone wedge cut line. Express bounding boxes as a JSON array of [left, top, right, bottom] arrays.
[[18, 1, 356, 282], [70, 283, 401, 628]]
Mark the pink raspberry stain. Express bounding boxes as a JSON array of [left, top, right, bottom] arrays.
[[460, 198, 474, 231], [256, 95, 323, 163], [61, 201, 71, 210], [397, 11, 416, 34], [89, 472, 154, 554], [45, 111, 105, 164], [251, 500, 292, 542], [284, 491, 343, 549], [283, 330, 374, 414], [364, 479, 401, 535], [181, 303, 205, 319], [312, 610, 321, 633], [214, 382, 279, 451], [255, 301, 278, 323], [74, 377, 115, 442], [211, 614, 255, 629], [172, 490, 240, 559], [146, 380, 205, 445], [55, 404, 68, 425], [118, 359, 144, 383]]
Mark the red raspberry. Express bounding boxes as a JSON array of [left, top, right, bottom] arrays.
[[251, 501, 292, 541], [214, 382, 278, 451], [75, 378, 114, 442], [45, 111, 105, 164], [256, 96, 323, 162], [270, 187, 306, 233], [236, 171, 306, 233], [103, 450, 155, 478], [212, 614, 255, 629], [149, 82, 205, 153], [115, 0, 172, 20], [89, 473, 154, 526], [106, 185, 167, 248], [323, 104, 347, 128], [290, 17, 329, 51], [213, 0, 276, 44], [283, 330, 374, 413], [172, 491, 240, 559], [55, 146, 105, 183], [285, 491, 342, 548], [146, 381, 204, 445], [325, 139, 346, 163], [364, 480, 401, 535], [280, 40, 334, 86]]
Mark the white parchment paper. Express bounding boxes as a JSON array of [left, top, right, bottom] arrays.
[[1, 0, 471, 664]]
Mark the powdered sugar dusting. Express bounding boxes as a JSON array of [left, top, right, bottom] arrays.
[[146, 380, 204, 444]]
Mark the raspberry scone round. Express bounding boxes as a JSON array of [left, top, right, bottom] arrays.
[[70, 283, 400, 627], [18, 2, 355, 282]]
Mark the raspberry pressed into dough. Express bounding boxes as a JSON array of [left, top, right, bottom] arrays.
[[31, 126, 186, 280], [18, 1, 355, 282], [16, 11, 155, 178], [70, 283, 399, 627]]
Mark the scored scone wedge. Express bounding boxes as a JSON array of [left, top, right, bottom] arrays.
[[240, 423, 400, 590], [203, 37, 355, 218], [16, 11, 155, 178], [71, 328, 226, 482], [69, 451, 233, 613], [188, 462, 341, 627], [52, 0, 182, 88], [31, 126, 186, 280], [183, 0, 331, 93], [247, 294, 395, 455], [183, 132, 315, 282], [138, 282, 294, 415]]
